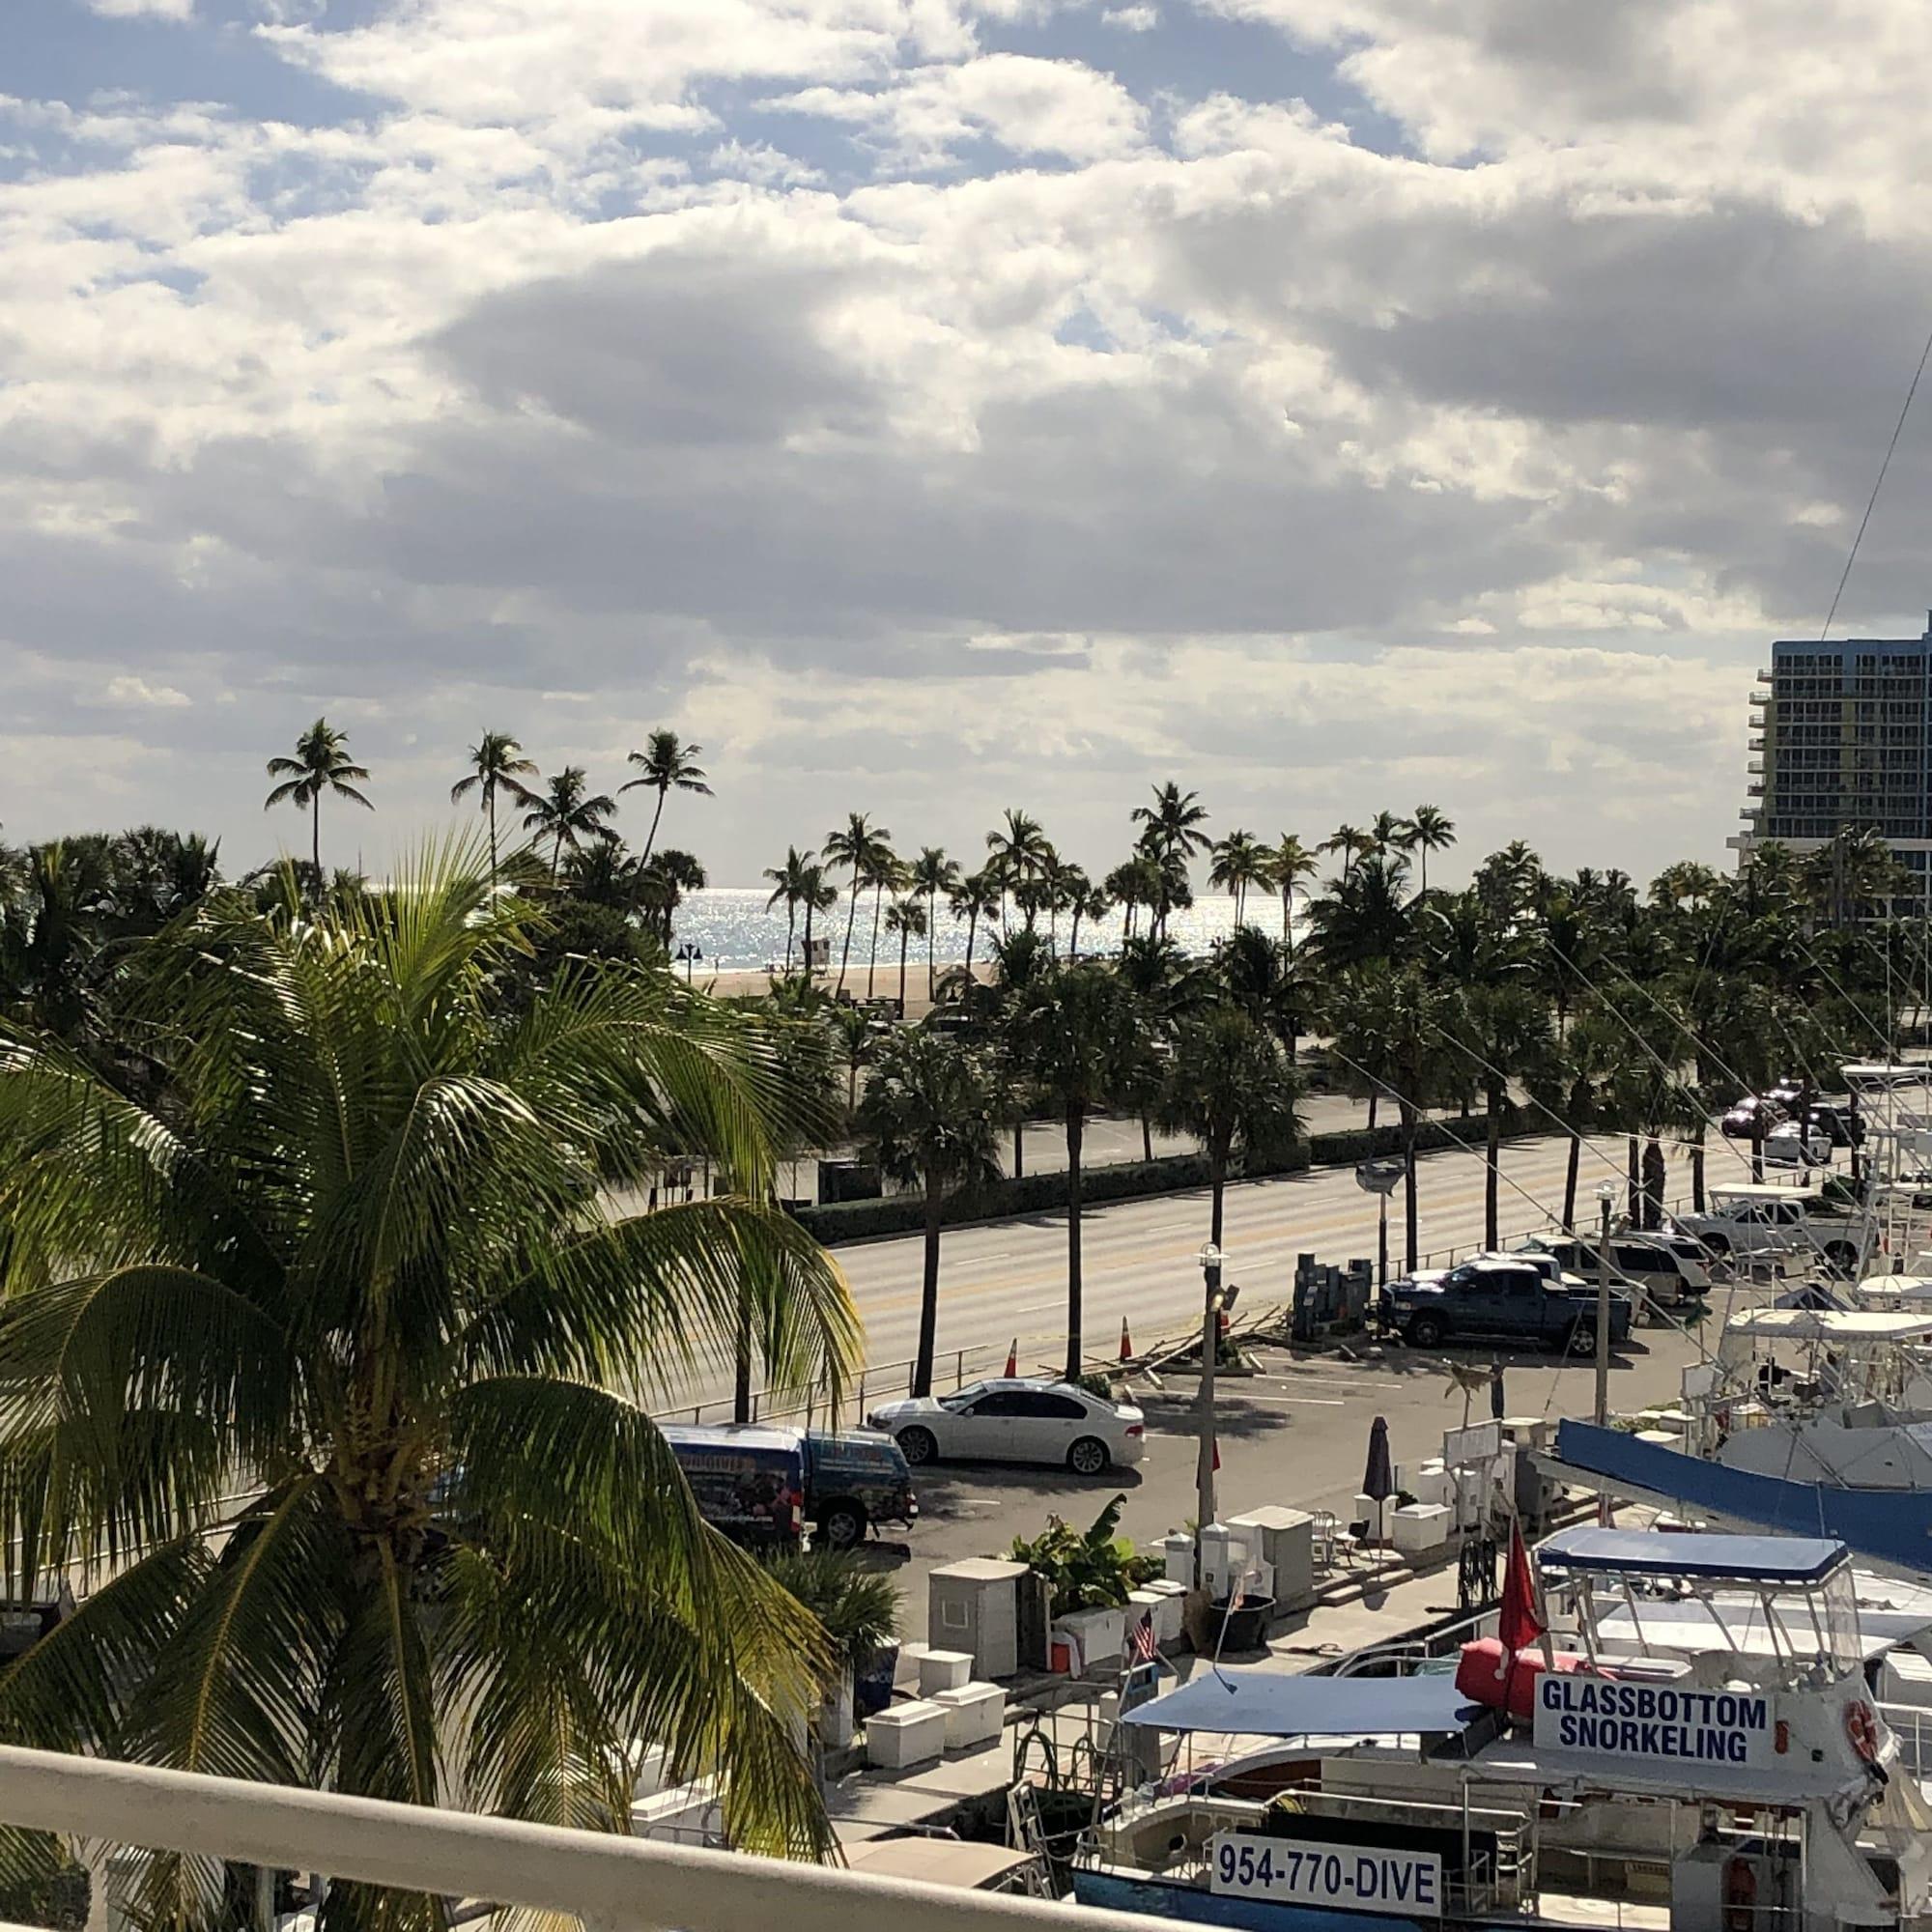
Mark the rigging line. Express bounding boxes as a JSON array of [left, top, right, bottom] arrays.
[[1787, 929, 1897, 1059], [1819, 314, 1932, 641]]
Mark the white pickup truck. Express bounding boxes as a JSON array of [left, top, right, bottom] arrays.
[[1669, 1184, 1858, 1272]]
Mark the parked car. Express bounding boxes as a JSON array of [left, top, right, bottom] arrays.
[[660, 1424, 808, 1548], [1764, 1121, 1833, 1167], [804, 1428, 919, 1548], [1809, 1102, 1864, 1149], [1379, 1257, 1632, 1353], [1720, 1095, 1788, 1141], [1670, 1184, 1854, 1269], [1517, 1233, 1711, 1315], [868, 1378, 1146, 1474]]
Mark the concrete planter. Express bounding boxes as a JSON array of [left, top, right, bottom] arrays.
[[1391, 1502, 1452, 1560]]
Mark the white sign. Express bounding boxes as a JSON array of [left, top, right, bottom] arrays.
[[1208, 1833, 1443, 1918], [1533, 1674, 1775, 1768]]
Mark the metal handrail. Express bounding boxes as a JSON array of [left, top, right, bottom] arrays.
[[655, 1344, 1006, 1429]]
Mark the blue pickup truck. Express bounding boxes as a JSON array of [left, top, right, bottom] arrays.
[[1380, 1256, 1634, 1353]]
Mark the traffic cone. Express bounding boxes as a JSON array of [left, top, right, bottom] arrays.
[[1004, 1338, 1018, 1378], [1217, 1308, 1231, 1340], [1120, 1317, 1134, 1363]]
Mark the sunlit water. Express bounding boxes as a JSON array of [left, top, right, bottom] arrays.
[[668, 887, 1301, 975]]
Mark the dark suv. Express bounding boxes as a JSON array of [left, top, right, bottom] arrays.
[[1381, 1258, 1634, 1352]]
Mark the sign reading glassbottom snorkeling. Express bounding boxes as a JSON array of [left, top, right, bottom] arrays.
[[1534, 1674, 1775, 1768], [1209, 1833, 1442, 1918]]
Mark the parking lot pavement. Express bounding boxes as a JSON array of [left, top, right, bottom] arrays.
[[862, 1312, 1720, 1642]]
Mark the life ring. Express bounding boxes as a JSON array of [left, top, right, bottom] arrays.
[[1846, 1699, 1881, 1763]]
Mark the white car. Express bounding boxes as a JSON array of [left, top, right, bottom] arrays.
[[867, 1378, 1146, 1475], [1764, 1122, 1833, 1167]]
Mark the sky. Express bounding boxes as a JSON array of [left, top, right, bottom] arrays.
[[9, 0, 1932, 889]]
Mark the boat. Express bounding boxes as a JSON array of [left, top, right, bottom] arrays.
[[1070, 1527, 1932, 1932]]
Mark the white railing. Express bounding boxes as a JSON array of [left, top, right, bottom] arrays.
[[0, 1746, 1152, 1932], [655, 1345, 1007, 1429]]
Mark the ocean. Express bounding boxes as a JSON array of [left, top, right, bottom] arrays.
[[668, 887, 1295, 974]]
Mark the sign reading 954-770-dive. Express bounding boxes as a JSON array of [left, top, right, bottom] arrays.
[[1208, 1833, 1443, 1918]]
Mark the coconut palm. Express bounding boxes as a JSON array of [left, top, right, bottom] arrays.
[[822, 814, 894, 996], [637, 847, 707, 946], [862, 848, 905, 1000], [1406, 804, 1456, 895], [857, 1028, 1003, 1396], [0, 846, 862, 1923], [1156, 1005, 1303, 1248], [1456, 981, 1557, 1248], [1366, 810, 1409, 861], [763, 846, 817, 976], [1307, 853, 1414, 970], [450, 731, 539, 882], [1130, 784, 1210, 939], [948, 867, 1002, 980], [1208, 829, 1271, 927], [1068, 881, 1112, 959], [264, 717, 373, 882], [620, 729, 712, 865], [884, 896, 927, 1010], [798, 862, 838, 986], [1008, 963, 1148, 1378], [1269, 834, 1319, 950], [906, 848, 960, 998], [984, 810, 1052, 934], [1320, 823, 1372, 884], [523, 766, 619, 881]]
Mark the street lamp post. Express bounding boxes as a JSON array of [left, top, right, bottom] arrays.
[[675, 941, 703, 984], [1594, 1182, 1615, 1525], [1354, 1159, 1403, 1289], [1194, 1242, 1223, 1588]]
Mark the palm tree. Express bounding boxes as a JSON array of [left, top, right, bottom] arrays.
[[858, 1028, 1003, 1395], [638, 847, 708, 946], [264, 717, 373, 881], [1320, 823, 1372, 883], [1367, 810, 1409, 860], [523, 766, 619, 880], [1406, 804, 1456, 895], [1215, 923, 1319, 1065], [450, 731, 539, 882], [763, 846, 816, 976], [1157, 1005, 1303, 1248], [826, 1003, 875, 1114], [906, 847, 960, 999], [1068, 881, 1111, 959], [1208, 829, 1271, 926], [798, 862, 838, 985], [1130, 784, 1211, 938], [1307, 853, 1414, 969], [1008, 963, 1147, 1378], [1269, 834, 1319, 950], [884, 895, 927, 1010], [949, 867, 1002, 979], [822, 814, 894, 996], [862, 848, 905, 1000], [1456, 981, 1556, 1248], [984, 810, 1052, 934], [620, 729, 712, 864], [0, 846, 861, 1914]]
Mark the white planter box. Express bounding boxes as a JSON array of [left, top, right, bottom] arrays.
[[866, 1698, 948, 1770], [932, 1682, 1006, 1748], [1060, 1605, 1126, 1667], [632, 1776, 723, 1844], [1391, 1502, 1452, 1559], [1157, 1533, 1196, 1585], [1354, 1494, 1394, 1544], [1129, 1587, 1183, 1646], [917, 1648, 974, 1695], [818, 1664, 857, 1750]]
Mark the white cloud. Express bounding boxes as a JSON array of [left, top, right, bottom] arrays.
[[1103, 4, 1159, 27], [83, 0, 194, 18], [102, 675, 192, 709]]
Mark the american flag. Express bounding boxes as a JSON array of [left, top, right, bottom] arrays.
[[1129, 1609, 1159, 1663]]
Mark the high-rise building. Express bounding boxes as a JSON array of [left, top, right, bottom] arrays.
[[1734, 617, 1932, 895]]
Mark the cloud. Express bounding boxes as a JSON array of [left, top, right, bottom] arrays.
[[1102, 5, 1160, 27], [83, 0, 194, 18], [102, 675, 192, 708]]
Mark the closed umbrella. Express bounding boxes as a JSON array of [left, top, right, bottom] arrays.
[[1363, 1415, 1393, 1502], [1490, 1360, 1507, 1421]]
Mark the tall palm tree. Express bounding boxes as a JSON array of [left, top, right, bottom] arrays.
[[0, 846, 861, 1918], [862, 848, 905, 1000], [1406, 804, 1456, 895], [884, 895, 927, 1010], [523, 766, 619, 880], [949, 867, 1002, 979], [906, 847, 960, 999], [1068, 881, 1111, 959], [619, 729, 712, 865], [763, 845, 816, 976], [1208, 829, 1271, 926], [822, 814, 894, 995], [1456, 981, 1557, 1248], [450, 731, 539, 882], [984, 810, 1052, 935], [1366, 810, 1409, 860], [798, 861, 838, 985], [1269, 834, 1319, 951], [638, 847, 707, 946], [1320, 823, 1372, 884], [1009, 963, 1147, 1379], [859, 1029, 1003, 1397], [264, 717, 372, 882], [1307, 853, 1414, 970], [1157, 1005, 1303, 1248], [1130, 783, 1210, 939]]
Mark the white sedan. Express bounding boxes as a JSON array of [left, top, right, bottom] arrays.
[[868, 1378, 1146, 1475], [1764, 1122, 1833, 1167]]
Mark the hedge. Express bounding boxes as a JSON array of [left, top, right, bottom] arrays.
[[790, 1108, 1532, 1246]]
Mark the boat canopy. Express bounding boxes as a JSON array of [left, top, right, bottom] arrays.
[[1537, 1524, 1848, 1585], [1120, 1668, 1478, 1738], [1719, 1307, 1932, 1345]]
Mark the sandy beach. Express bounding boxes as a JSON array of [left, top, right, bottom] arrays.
[[679, 962, 998, 1019]]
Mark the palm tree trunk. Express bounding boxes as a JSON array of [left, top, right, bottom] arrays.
[[838, 886, 859, 993], [1282, 891, 1292, 944], [1141, 1116, 1153, 1163], [1485, 1080, 1502, 1249], [1401, 1099, 1420, 1269], [1564, 1129, 1582, 1232], [640, 787, 668, 866], [1069, 905, 1082, 959], [914, 1178, 943, 1397], [1064, 1101, 1085, 1381], [898, 928, 909, 1010], [312, 795, 323, 886], [867, 886, 884, 998], [783, 904, 796, 976], [1691, 1119, 1707, 1213], [803, 901, 816, 985], [1367, 1092, 1379, 1137], [487, 790, 498, 884], [1209, 1144, 1227, 1248], [732, 1300, 753, 1425], [1013, 1122, 1024, 1179], [847, 1059, 858, 1112], [926, 890, 937, 1000], [1627, 1135, 1641, 1226], [964, 908, 978, 975]]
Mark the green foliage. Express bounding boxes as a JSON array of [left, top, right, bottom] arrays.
[[1009, 1494, 1145, 1617], [763, 1548, 901, 1669]]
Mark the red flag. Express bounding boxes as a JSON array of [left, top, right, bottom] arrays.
[[1498, 1521, 1544, 1655], [1211, 1436, 1221, 1473]]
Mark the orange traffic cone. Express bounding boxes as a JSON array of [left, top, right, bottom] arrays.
[[1004, 1338, 1018, 1378], [1120, 1317, 1134, 1363], [1217, 1308, 1231, 1339]]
